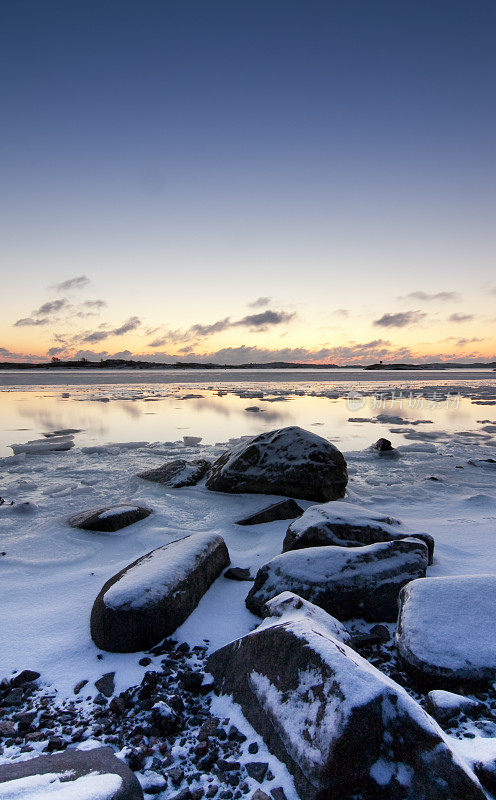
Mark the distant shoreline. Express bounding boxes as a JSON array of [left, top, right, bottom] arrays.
[[0, 359, 495, 371]]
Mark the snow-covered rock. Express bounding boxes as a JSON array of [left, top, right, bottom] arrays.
[[260, 591, 351, 644], [246, 538, 429, 620], [91, 532, 230, 652], [137, 458, 211, 488], [427, 690, 485, 723], [396, 575, 496, 684], [206, 426, 348, 502], [0, 746, 143, 799], [10, 435, 75, 455], [283, 501, 435, 564], [236, 499, 304, 526], [207, 617, 485, 800], [68, 504, 152, 532]]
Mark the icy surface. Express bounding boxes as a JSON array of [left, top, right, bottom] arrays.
[[257, 591, 351, 643], [397, 576, 496, 677]]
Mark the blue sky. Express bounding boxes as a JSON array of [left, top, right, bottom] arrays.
[[1, 0, 495, 363]]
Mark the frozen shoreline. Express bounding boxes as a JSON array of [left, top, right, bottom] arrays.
[[0, 367, 495, 387]]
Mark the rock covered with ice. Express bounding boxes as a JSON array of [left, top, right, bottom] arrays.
[[91, 532, 230, 652], [246, 538, 429, 620], [206, 426, 348, 502], [260, 591, 351, 644], [396, 575, 496, 684], [207, 616, 485, 800], [0, 746, 143, 799], [68, 504, 152, 532], [283, 500, 435, 564], [137, 458, 211, 488]]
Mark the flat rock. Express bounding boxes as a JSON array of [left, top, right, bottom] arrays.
[[68, 504, 152, 532], [236, 499, 304, 526], [137, 458, 211, 487], [224, 567, 252, 581], [246, 538, 429, 621], [91, 532, 230, 652], [0, 746, 143, 799], [206, 426, 348, 502], [283, 501, 434, 564], [207, 617, 484, 800], [396, 575, 496, 684]]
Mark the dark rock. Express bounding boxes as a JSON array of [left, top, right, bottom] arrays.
[[236, 500, 304, 526], [207, 618, 485, 800], [74, 679, 88, 695], [3, 688, 23, 706], [206, 427, 348, 503], [248, 743, 259, 755], [68, 504, 152, 533], [181, 670, 204, 693], [270, 790, 286, 800], [245, 763, 268, 783], [139, 657, 151, 666], [373, 437, 394, 452], [0, 746, 143, 798], [10, 669, 40, 687], [427, 690, 485, 724], [0, 722, 16, 738], [224, 567, 252, 581], [138, 459, 211, 488], [95, 671, 115, 697], [151, 700, 180, 735], [246, 538, 429, 621], [218, 760, 241, 772], [283, 501, 434, 565], [251, 791, 271, 800], [91, 532, 230, 652]]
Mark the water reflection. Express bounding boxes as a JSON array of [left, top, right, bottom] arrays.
[[0, 381, 494, 458]]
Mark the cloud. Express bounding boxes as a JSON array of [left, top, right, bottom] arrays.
[[334, 309, 350, 317], [373, 310, 426, 328], [80, 316, 141, 344], [449, 312, 474, 323], [47, 346, 67, 356], [248, 296, 271, 308], [148, 309, 295, 347], [233, 310, 295, 329], [112, 316, 141, 336], [51, 275, 90, 292], [13, 298, 70, 327], [0, 346, 45, 362], [83, 300, 106, 309], [13, 317, 48, 327], [400, 291, 460, 302], [456, 337, 485, 347]]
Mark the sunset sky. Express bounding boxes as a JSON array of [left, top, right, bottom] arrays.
[[1, 0, 495, 365]]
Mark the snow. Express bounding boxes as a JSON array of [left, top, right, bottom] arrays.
[[257, 591, 351, 643], [0, 771, 122, 800], [288, 500, 402, 536], [396, 576, 496, 679], [0, 374, 496, 781], [103, 532, 225, 610], [97, 506, 141, 520]]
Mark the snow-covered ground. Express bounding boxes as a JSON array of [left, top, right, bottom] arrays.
[[1, 377, 496, 795]]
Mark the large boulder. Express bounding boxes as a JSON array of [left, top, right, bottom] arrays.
[[396, 575, 496, 685], [0, 746, 142, 799], [68, 504, 152, 532], [260, 590, 351, 644], [206, 426, 348, 502], [137, 458, 211, 487], [246, 538, 429, 621], [283, 501, 434, 564], [91, 532, 230, 652], [207, 617, 484, 800]]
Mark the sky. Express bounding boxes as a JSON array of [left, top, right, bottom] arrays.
[[1, 0, 495, 365]]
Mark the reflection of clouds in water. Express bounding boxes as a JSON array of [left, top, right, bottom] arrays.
[[186, 397, 291, 425], [116, 401, 142, 419], [16, 401, 108, 437]]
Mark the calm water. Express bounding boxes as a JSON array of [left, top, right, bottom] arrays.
[[1, 369, 495, 457]]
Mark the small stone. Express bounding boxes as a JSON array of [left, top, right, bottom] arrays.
[[93, 692, 108, 706], [270, 789, 287, 800], [94, 672, 115, 698], [245, 763, 268, 783], [167, 767, 185, 785], [248, 743, 259, 754], [45, 737, 67, 752], [139, 657, 152, 666], [206, 787, 218, 798], [224, 568, 252, 582], [218, 760, 240, 772], [10, 670, 40, 687], [74, 680, 88, 695], [252, 792, 271, 800]]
